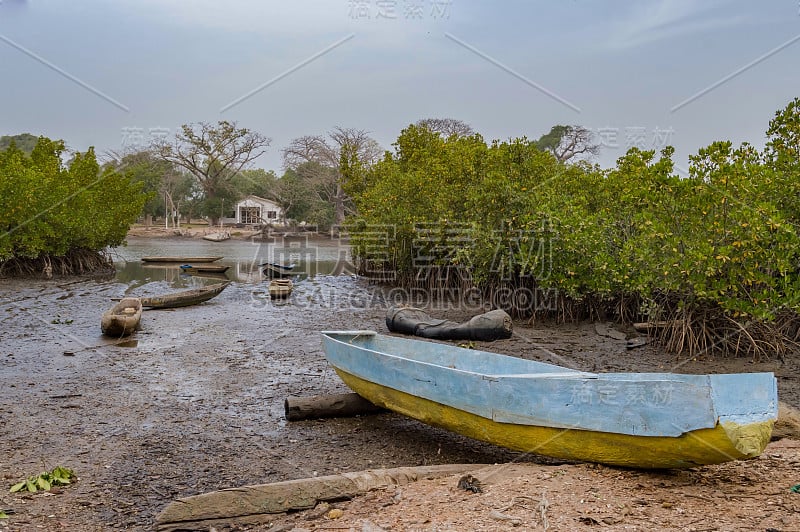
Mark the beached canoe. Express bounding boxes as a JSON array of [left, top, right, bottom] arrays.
[[179, 264, 230, 273], [321, 331, 778, 469], [101, 298, 142, 337], [203, 231, 230, 242], [268, 278, 293, 299], [140, 281, 230, 309], [141, 256, 223, 263], [261, 262, 296, 278]]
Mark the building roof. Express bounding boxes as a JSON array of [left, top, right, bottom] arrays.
[[236, 195, 280, 207]]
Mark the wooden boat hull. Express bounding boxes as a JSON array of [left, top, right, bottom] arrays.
[[268, 279, 293, 299], [322, 331, 778, 469], [203, 232, 230, 242], [262, 262, 295, 278], [179, 265, 230, 273], [140, 282, 230, 309], [101, 298, 142, 337], [142, 256, 223, 263]]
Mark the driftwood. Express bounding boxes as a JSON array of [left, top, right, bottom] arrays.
[[386, 307, 513, 341], [285, 393, 385, 421], [155, 464, 484, 531]]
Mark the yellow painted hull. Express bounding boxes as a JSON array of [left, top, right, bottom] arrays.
[[335, 369, 774, 469]]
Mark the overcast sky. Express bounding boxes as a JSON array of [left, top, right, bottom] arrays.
[[1, 0, 799, 174]]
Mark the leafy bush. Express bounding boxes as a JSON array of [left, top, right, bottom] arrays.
[[348, 100, 800, 357], [0, 136, 147, 272]]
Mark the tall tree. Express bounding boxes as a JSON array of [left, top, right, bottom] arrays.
[[282, 127, 381, 227], [415, 118, 474, 138], [536, 125, 599, 163], [230, 168, 278, 199], [107, 150, 183, 222], [269, 168, 315, 225], [155, 121, 270, 223]]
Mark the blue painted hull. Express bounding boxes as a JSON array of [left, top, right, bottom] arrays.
[[322, 331, 779, 467]]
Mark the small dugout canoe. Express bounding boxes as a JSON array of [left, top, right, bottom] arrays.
[[268, 278, 293, 299], [101, 298, 142, 337], [139, 281, 230, 309], [261, 262, 296, 278], [202, 231, 231, 242], [321, 331, 779, 469], [179, 264, 230, 273], [141, 256, 223, 263]]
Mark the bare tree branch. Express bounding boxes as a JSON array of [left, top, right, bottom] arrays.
[[416, 118, 475, 138], [536, 125, 599, 163], [281, 127, 381, 226], [154, 121, 271, 198]]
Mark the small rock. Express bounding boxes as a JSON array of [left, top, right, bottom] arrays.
[[489, 509, 521, 526], [305, 502, 330, 520], [326, 508, 344, 519], [457, 474, 483, 493]]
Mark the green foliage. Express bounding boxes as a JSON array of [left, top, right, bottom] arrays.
[[9, 466, 76, 493], [0, 136, 147, 263], [231, 168, 278, 200], [0, 133, 38, 154], [348, 100, 800, 355]]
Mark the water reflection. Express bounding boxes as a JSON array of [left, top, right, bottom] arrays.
[[110, 235, 353, 288]]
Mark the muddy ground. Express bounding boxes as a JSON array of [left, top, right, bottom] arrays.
[[1, 255, 798, 531]]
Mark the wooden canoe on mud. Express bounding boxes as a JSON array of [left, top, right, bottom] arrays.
[[321, 331, 778, 469], [268, 278, 293, 299], [140, 281, 230, 309], [261, 262, 296, 278], [179, 264, 230, 273], [101, 297, 142, 336], [202, 231, 230, 242], [142, 256, 223, 263]]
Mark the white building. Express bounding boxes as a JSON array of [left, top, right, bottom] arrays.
[[234, 195, 283, 225]]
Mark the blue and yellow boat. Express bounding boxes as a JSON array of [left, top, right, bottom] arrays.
[[322, 331, 778, 469]]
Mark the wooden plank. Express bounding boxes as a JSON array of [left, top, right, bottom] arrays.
[[155, 464, 482, 531]]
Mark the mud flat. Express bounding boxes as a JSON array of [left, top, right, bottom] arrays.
[[0, 270, 797, 530]]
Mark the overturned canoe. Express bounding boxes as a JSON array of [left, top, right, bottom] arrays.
[[322, 331, 778, 469], [202, 231, 230, 242], [101, 298, 142, 337], [140, 281, 230, 309], [386, 307, 513, 341]]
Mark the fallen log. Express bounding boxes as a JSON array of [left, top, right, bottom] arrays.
[[155, 464, 484, 531], [284, 392, 385, 421]]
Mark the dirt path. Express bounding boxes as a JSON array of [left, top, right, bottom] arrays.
[[0, 274, 797, 531]]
